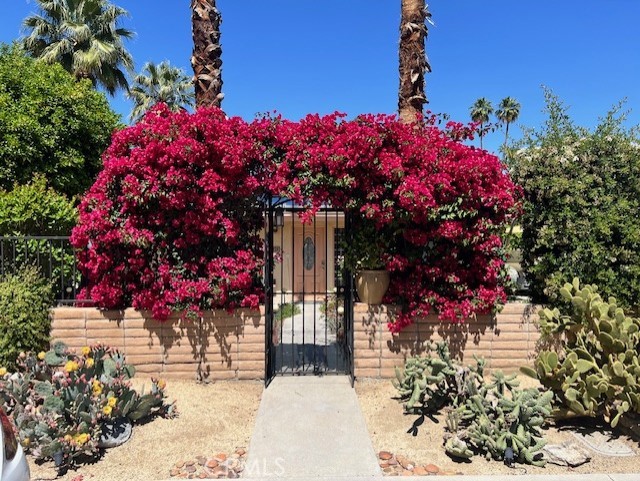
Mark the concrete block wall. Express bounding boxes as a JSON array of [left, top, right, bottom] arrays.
[[353, 302, 540, 379], [50, 307, 264, 381], [51, 302, 539, 381]]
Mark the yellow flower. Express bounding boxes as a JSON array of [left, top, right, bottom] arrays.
[[0, 367, 7, 376], [102, 405, 113, 416], [85, 358, 95, 368], [157, 379, 167, 390], [81, 346, 91, 357], [37, 351, 46, 361], [21, 437, 30, 448], [64, 434, 73, 442], [107, 397, 117, 408], [92, 381, 103, 396], [74, 433, 90, 445], [64, 360, 79, 373]]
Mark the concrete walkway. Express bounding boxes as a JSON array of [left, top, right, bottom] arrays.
[[245, 376, 381, 478]]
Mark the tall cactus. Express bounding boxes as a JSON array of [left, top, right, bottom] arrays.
[[522, 278, 640, 427]]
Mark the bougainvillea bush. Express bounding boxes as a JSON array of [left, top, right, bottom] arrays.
[[254, 112, 520, 330], [71, 105, 265, 319], [73, 106, 519, 330]]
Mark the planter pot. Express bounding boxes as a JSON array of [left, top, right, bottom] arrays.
[[355, 270, 390, 305], [99, 417, 132, 448]]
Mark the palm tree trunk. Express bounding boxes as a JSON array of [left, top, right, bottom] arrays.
[[398, 0, 430, 124], [504, 122, 510, 150], [191, 0, 223, 109], [479, 122, 484, 149]]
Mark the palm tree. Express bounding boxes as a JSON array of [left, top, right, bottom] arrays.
[[191, 0, 223, 108], [22, 0, 134, 95], [398, 0, 432, 124], [469, 98, 494, 149], [496, 97, 521, 149], [127, 61, 195, 122]]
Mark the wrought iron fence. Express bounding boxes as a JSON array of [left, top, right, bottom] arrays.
[[0, 236, 85, 305]]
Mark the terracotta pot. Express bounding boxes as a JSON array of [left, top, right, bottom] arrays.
[[355, 270, 390, 305]]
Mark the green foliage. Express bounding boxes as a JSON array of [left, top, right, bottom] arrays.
[[0, 343, 176, 468], [0, 266, 52, 368], [511, 88, 640, 308], [0, 44, 120, 197], [393, 343, 552, 466], [523, 278, 640, 428], [0, 175, 77, 235], [392, 341, 485, 414], [275, 302, 300, 323], [446, 381, 552, 466], [342, 216, 391, 271]]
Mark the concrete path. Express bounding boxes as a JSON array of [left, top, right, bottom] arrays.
[[245, 376, 381, 478]]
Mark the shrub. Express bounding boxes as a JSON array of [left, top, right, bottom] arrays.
[[0, 175, 77, 235], [0, 342, 176, 468], [445, 379, 552, 466], [0, 266, 52, 368], [73, 106, 519, 329], [0, 44, 120, 197], [511, 89, 640, 308], [393, 343, 552, 466], [522, 278, 640, 428]]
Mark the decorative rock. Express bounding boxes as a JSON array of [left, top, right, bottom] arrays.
[[401, 469, 413, 476], [543, 442, 591, 467], [170, 468, 181, 477], [379, 451, 393, 460], [379, 462, 390, 469], [425, 463, 440, 474], [186, 460, 196, 467], [235, 448, 246, 456], [196, 456, 207, 466], [383, 467, 395, 474], [413, 466, 428, 476], [214, 453, 227, 462], [98, 417, 133, 449], [398, 458, 415, 470], [206, 459, 219, 469], [185, 465, 197, 474], [176, 461, 186, 469], [387, 458, 398, 466]]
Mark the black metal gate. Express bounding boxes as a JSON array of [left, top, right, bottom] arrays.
[[264, 198, 354, 386]]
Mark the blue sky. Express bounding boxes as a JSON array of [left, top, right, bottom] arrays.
[[2, 1, 639, 155]]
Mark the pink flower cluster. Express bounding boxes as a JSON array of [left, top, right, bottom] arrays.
[[71, 105, 265, 319], [73, 106, 520, 329]]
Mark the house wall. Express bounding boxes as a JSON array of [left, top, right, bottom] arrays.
[[50, 302, 539, 381]]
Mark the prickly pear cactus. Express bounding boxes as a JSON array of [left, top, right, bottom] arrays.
[[392, 342, 483, 414], [523, 278, 640, 427], [445, 372, 552, 466]]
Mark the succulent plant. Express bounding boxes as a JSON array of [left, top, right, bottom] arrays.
[[523, 278, 640, 427], [392, 342, 484, 414], [445, 373, 552, 466], [0, 343, 176, 469]]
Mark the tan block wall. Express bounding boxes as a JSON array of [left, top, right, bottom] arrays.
[[353, 302, 540, 379], [51, 307, 264, 381], [51, 303, 539, 381]]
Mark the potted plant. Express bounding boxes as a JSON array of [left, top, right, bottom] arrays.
[[343, 217, 391, 305]]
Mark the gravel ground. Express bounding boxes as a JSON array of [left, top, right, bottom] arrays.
[[29, 380, 263, 481], [356, 377, 640, 476]]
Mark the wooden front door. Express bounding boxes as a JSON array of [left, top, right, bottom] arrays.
[[293, 223, 326, 296]]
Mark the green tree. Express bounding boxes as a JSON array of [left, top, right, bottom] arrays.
[[0, 176, 77, 236], [22, 0, 134, 95], [398, 0, 432, 124], [191, 0, 224, 108], [128, 61, 195, 122], [496, 96, 521, 150], [469, 97, 494, 149], [511, 89, 640, 308], [0, 44, 120, 197]]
